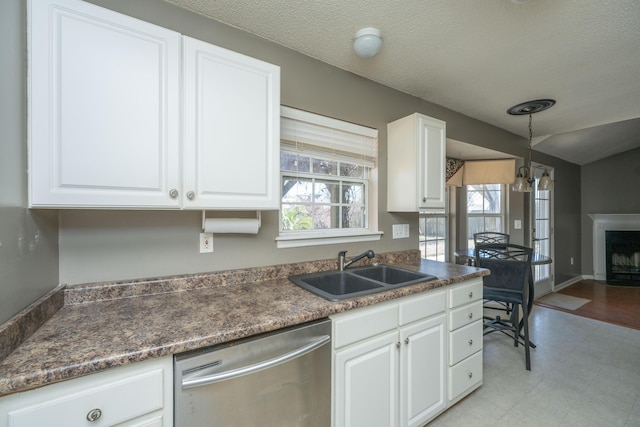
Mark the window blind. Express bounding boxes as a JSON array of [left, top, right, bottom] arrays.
[[281, 106, 378, 166]]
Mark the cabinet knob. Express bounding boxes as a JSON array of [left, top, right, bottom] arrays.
[[468, 339, 473, 346], [468, 372, 473, 379], [396, 342, 401, 349], [169, 189, 179, 199], [86, 408, 102, 422], [405, 337, 410, 345], [186, 191, 195, 200], [468, 291, 473, 298], [422, 196, 427, 202], [468, 312, 473, 319]]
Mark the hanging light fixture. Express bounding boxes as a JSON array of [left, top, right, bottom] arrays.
[[507, 99, 556, 192]]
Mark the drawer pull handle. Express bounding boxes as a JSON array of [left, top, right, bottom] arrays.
[[468, 372, 473, 379], [468, 339, 473, 346], [468, 291, 473, 298], [468, 312, 473, 319], [87, 408, 102, 422]]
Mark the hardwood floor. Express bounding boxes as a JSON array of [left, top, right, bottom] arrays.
[[536, 280, 640, 330]]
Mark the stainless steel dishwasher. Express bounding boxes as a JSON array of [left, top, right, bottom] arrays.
[[174, 319, 331, 426]]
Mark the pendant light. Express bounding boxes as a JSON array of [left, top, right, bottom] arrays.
[[507, 99, 556, 192]]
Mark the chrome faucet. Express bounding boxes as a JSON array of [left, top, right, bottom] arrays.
[[338, 250, 375, 271]]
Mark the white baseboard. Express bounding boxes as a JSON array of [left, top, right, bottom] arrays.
[[554, 275, 591, 291]]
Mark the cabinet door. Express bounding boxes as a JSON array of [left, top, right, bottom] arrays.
[[417, 115, 446, 209], [400, 314, 446, 427], [0, 357, 172, 427], [29, 0, 181, 208], [334, 331, 399, 427], [183, 36, 280, 209]]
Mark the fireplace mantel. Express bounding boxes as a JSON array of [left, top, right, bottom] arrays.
[[589, 214, 640, 280]]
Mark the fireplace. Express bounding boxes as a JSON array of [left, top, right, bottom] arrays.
[[590, 214, 640, 283], [605, 230, 640, 285]]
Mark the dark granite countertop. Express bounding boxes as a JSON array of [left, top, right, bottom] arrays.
[[0, 251, 487, 397]]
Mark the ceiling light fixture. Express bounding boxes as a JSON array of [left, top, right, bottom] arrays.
[[353, 27, 382, 59], [507, 99, 556, 192]]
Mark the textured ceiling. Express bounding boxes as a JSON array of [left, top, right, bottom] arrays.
[[165, 0, 640, 165]]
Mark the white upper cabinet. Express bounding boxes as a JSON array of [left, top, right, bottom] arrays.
[[387, 113, 446, 211], [182, 36, 280, 209], [28, 0, 281, 210], [29, 0, 181, 208]]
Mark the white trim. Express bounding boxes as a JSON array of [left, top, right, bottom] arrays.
[[276, 230, 383, 249], [553, 275, 587, 292], [588, 214, 640, 280]]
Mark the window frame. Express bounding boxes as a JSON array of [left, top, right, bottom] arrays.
[[465, 183, 508, 250], [276, 107, 382, 248]]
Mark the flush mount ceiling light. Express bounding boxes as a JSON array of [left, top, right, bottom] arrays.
[[353, 27, 382, 59], [507, 99, 556, 192]]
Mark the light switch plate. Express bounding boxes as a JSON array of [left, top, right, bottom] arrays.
[[514, 220, 522, 230], [403, 224, 410, 238], [392, 224, 403, 239]]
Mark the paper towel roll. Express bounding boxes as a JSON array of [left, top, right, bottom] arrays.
[[203, 218, 260, 234]]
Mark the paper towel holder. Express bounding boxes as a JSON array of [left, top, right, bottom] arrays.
[[201, 210, 262, 232]]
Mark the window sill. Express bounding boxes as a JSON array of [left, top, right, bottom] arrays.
[[276, 230, 383, 249]]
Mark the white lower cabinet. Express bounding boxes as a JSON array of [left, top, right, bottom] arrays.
[[332, 289, 447, 427], [332, 278, 484, 427], [447, 278, 484, 403], [0, 357, 173, 427], [334, 330, 400, 427]]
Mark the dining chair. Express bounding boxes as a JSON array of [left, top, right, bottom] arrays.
[[473, 232, 510, 246], [473, 232, 512, 310], [475, 243, 533, 370]]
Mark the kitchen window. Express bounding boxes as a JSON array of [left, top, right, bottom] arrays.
[[466, 183, 506, 249], [420, 211, 448, 262], [276, 107, 382, 248]]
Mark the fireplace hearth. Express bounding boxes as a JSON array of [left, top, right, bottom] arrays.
[[606, 230, 640, 286]]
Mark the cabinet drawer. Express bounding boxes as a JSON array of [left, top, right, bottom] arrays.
[[448, 349, 482, 401], [448, 278, 482, 308], [399, 289, 445, 326], [332, 303, 399, 349], [449, 300, 483, 331], [449, 320, 483, 366], [7, 368, 164, 427]]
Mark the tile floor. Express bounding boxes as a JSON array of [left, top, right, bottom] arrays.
[[429, 306, 640, 426]]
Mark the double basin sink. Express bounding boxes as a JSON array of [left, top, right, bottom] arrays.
[[289, 264, 438, 301]]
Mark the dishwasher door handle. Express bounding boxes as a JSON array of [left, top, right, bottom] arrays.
[[181, 334, 331, 389]]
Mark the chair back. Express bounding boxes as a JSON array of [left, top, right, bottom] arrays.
[[474, 243, 532, 294], [473, 232, 510, 245]]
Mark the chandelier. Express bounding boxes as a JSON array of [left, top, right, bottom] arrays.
[[507, 99, 556, 192]]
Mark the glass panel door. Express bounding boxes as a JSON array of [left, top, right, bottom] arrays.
[[532, 166, 553, 295]]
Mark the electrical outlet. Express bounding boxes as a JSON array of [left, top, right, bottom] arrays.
[[200, 232, 213, 253], [514, 220, 522, 230]]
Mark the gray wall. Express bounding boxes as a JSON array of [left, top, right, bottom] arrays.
[[0, 0, 59, 323], [53, 0, 579, 285], [580, 146, 640, 276], [1, 0, 582, 316]]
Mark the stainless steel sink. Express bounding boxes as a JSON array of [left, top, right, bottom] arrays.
[[289, 265, 437, 301]]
